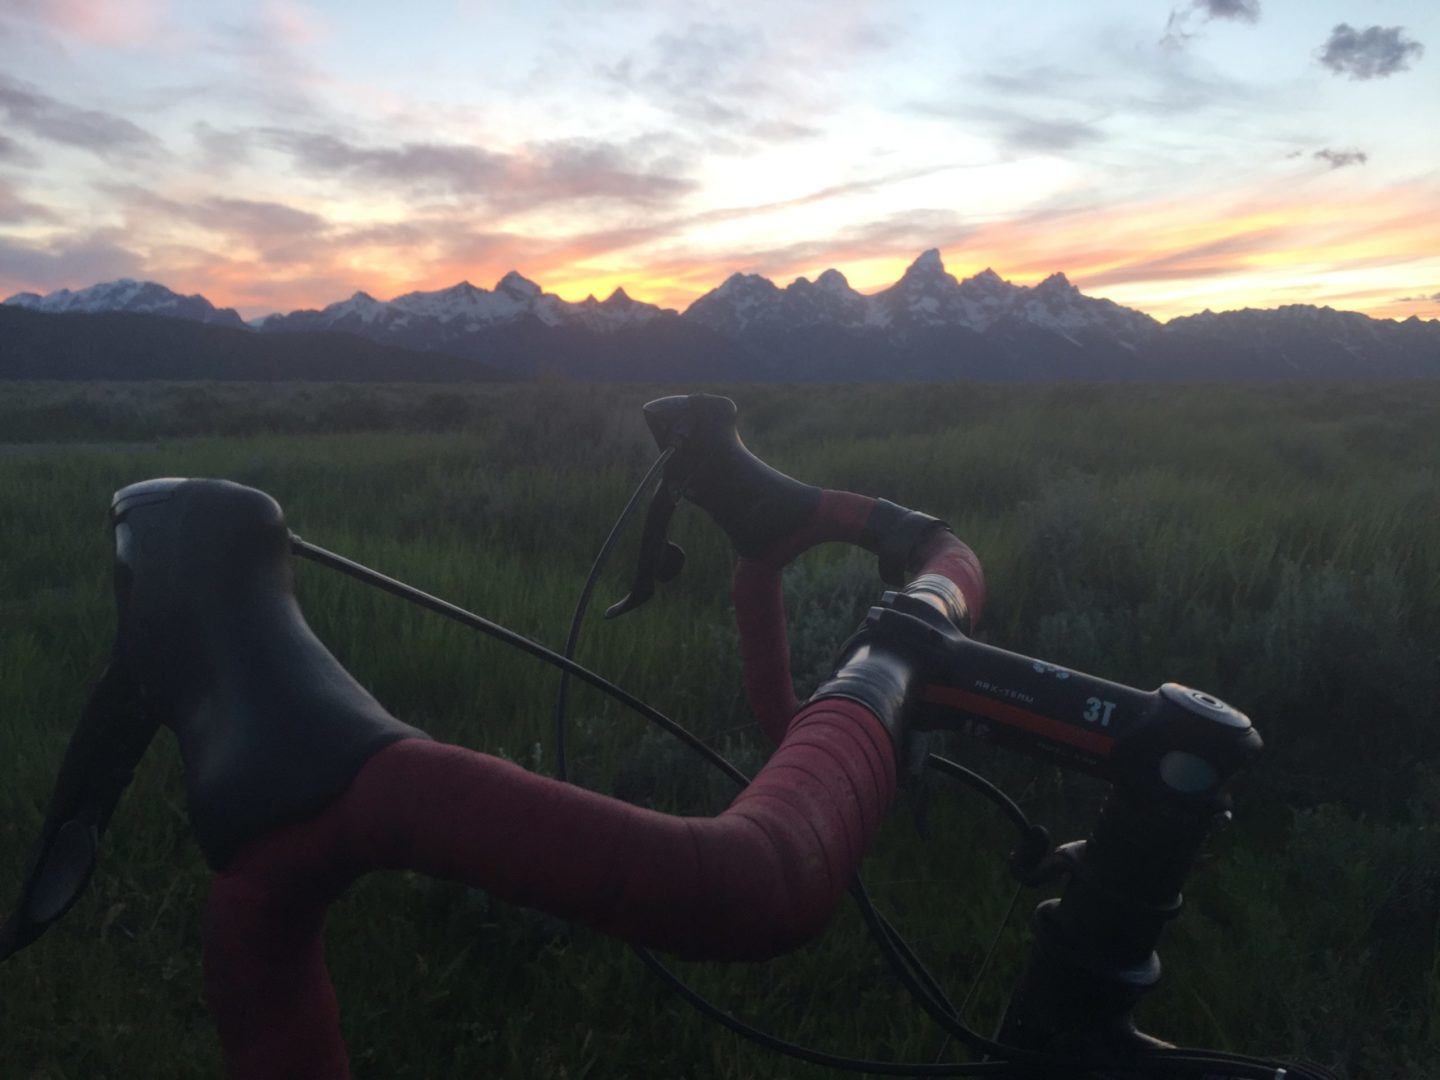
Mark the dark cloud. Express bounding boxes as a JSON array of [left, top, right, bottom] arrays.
[[0, 177, 56, 223], [1162, 0, 1260, 49], [1000, 116, 1105, 152], [261, 128, 695, 210], [0, 74, 162, 160], [1319, 24, 1424, 80], [264, 129, 507, 190], [200, 196, 328, 237], [1393, 291, 1440, 303], [1197, 0, 1259, 21], [1313, 148, 1368, 170], [510, 140, 695, 210], [0, 230, 144, 290]]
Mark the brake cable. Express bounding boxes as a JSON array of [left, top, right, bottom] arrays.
[[291, 454, 1337, 1080], [552, 446, 674, 779]]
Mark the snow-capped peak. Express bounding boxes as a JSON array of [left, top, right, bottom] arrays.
[[964, 268, 1005, 288], [497, 271, 541, 300], [3, 278, 246, 328], [323, 291, 390, 324], [716, 272, 779, 297]]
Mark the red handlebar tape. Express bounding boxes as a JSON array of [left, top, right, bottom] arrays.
[[207, 701, 893, 1079], [204, 488, 984, 1079]]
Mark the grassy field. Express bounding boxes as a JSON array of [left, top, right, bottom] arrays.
[[1, 379, 1438, 1078]]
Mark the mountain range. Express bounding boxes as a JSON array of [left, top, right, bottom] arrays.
[[5, 251, 1438, 381]]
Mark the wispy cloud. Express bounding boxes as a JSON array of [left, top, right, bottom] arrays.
[[104, 184, 330, 249], [1319, 25, 1425, 80], [0, 74, 162, 160], [1081, 228, 1290, 287], [1314, 148, 1368, 170], [910, 99, 1106, 156], [603, 21, 774, 132], [600, 12, 892, 144], [0, 133, 41, 166], [1393, 291, 1440, 304], [264, 129, 506, 192], [977, 37, 1253, 125], [259, 128, 696, 210], [0, 178, 57, 224], [192, 5, 334, 119]]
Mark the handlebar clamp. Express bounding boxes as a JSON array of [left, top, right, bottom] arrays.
[[808, 590, 967, 760]]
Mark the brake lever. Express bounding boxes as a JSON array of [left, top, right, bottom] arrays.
[[606, 393, 826, 618], [603, 397, 708, 618], [604, 479, 687, 619]]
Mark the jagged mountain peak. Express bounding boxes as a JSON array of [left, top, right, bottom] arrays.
[[890, 249, 961, 298], [910, 248, 944, 274], [497, 271, 541, 299], [1036, 272, 1076, 293], [787, 268, 854, 293]]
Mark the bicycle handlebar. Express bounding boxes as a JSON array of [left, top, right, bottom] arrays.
[[611, 394, 1265, 1062], [3, 394, 1281, 1077]]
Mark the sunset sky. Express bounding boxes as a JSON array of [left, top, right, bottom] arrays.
[[1, 0, 1436, 321]]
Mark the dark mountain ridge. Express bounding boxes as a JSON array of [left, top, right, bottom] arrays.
[[5, 253, 1436, 381], [0, 307, 510, 382]]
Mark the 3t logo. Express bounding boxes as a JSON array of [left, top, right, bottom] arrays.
[[1083, 698, 1116, 726]]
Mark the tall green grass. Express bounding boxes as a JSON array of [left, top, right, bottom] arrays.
[[1, 380, 1437, 1077]]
